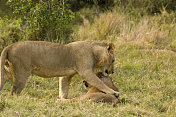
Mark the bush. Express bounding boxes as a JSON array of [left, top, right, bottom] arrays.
[[0, 18, 27, 52], [7, 0, 75, 43]]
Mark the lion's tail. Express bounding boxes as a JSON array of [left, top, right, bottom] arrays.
[[0, 46, 10, 92]]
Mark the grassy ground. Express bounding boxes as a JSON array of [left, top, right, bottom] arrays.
[[0, 44, 176, 116]]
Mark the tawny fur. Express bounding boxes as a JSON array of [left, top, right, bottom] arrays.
[[0, 41, 119, 98], [58, 72, 119, 104]]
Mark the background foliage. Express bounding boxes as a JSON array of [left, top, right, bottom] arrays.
[[8, 0, 74, 42], [0, 18, 27, 52]]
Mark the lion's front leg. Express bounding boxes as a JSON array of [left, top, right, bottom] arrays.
[[59, 75, 73, 99], [78, 70, 120, 98]]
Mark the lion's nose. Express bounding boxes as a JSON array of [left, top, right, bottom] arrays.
[[105, 69, 109, 74]]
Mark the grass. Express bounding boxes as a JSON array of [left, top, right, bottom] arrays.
[[1, 44, 176, 116]]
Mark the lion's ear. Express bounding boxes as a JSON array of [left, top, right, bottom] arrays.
[[107, 43, 115, 53]]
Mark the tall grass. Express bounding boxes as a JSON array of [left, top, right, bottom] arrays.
[[72, 12, 126, 41], [73, 9, 176, 50]]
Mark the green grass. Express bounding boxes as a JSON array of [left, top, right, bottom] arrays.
[[1, 44, 176, 116]]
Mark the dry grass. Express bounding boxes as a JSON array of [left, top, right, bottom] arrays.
[[73, 10, 176, 50], [72, 12, 126, 41], [117, 17, 171, 48]]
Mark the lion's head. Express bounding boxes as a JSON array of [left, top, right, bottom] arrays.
[[93, 42, 115, 76]]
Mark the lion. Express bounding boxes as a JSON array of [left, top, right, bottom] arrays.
[[0, 41, 119, 98], [58, 72, 119, 104]]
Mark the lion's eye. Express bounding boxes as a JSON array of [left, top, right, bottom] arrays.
[[112, 59, 115, 63]]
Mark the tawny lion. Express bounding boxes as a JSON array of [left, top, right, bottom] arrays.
[[0, 41, 119, 98], [58, 72, 119, 104]]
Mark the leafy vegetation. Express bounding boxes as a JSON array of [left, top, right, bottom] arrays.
[[8, 0, 75, 43], [0, 0, 75, 51], [1, 0, 176, 116], [0, 18, 28, 52]]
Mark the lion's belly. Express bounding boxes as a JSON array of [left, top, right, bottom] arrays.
[[31, 67, 76, 78]]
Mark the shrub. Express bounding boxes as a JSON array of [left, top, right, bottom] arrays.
[[0, 18, 27, 52], [7, 0, 75, 43]]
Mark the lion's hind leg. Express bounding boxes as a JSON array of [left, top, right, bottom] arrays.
[[11, 65, 30, 95]]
